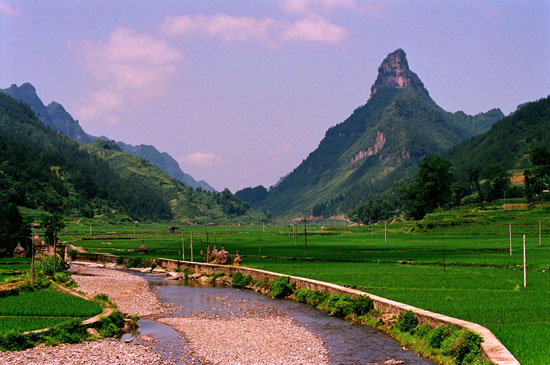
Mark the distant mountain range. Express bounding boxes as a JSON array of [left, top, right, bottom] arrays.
[[0, 92, 252, 223], [239, 49, 504, 217], [1, 83, 215, 192]]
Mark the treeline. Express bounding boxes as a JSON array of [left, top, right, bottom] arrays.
[[351, 146, 549, 223]]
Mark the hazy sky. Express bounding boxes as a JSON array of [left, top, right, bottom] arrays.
[[1, 1, 549, 192]]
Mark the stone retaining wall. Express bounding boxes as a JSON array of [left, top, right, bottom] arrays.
[[74, 253, 519, 365]]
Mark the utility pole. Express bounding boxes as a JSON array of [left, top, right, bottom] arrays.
[[258, 236, 261, 253], [190, 232, 193, 262], [509, 223, 512, 256], [523, 235, 527, 287], [304, 217, 308, 256], [182, 227, 185, 261]]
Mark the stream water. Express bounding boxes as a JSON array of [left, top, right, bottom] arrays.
[[124, 273, 433, 364]]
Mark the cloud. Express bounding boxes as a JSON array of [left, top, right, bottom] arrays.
[[280, 0, 355, 15], [280, 0, 389, 16], [0, 1, 19, 16], [280, 16, 348, 44], [159, 13, 347, 47], [71, 27, 183, 123], [179, 152, 224, 168]]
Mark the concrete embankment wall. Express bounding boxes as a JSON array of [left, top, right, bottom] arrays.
[[74, 253, 519, 365]]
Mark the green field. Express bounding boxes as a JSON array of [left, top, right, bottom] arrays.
[[54, 202, 549, 363], [0, 289, 101, 335]]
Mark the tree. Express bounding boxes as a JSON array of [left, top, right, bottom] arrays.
[[529, 145, 550, 203], [466, 167, 484, 206], [450, 182, 468, 208], [40, 213, 65, 245], [402, 156, 452, 220], [483, 164, 511, 201], [0, 203, 31, 257]]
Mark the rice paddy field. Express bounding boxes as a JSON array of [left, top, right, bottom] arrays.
[[0, 288, 102, 334], [48, 202, 550, 363]]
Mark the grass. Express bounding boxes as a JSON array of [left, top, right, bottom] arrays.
[[0, 317, 77, 334], [0, 290, 102, 317], [22, 201, 550, 363]]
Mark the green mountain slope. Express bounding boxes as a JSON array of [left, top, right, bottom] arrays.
[[248, 49, 503, 218], [0, 93, 249, 223], [1, 83, 215, 191], [446, 96, 550, 180]]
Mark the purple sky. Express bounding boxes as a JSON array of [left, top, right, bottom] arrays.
[[1, 1, 549, 192]]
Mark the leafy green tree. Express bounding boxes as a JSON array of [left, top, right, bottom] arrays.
[[0, 203, 31, 257], [450, 182, 468, 208], [483, 164, 511, 201], [466, 167, 483, 206], [40, 213, 65, 245], [529, 145, 550, 203], [402, 156, 452, 220]]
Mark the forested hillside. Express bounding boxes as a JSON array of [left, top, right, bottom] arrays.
[[447, 96, 550, 181], [0, 93, 253, 223]]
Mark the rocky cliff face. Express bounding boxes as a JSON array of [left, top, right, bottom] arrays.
[[370, 49, 427, 97]]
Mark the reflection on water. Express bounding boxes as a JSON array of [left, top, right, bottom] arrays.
[[132, 273, 432, 364]]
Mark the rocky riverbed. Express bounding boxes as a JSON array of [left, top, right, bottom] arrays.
[[0, 262, 330, 364]]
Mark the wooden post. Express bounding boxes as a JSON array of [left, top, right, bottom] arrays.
[[190, 232, 193, 262], [539, 220, 542, 247], [294, 223, 297, 247], [523, 234, 526, 288], [182, 228, 185, 261], [509, 223, 512, 256], [30, 229, 34, 286], [90, 224, 92, 236], [384, 222, 387, 243], [304, 217, 308, 256], [258, 236, 261, 253]]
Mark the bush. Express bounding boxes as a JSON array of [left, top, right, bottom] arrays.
[[0, 331, 34, 351], [269, 276, 294, 298], [68, 250, 78, 261], [232, 272, 252, 288], [126, 257, 143, 268], [53, 271, 71, 284], [115, 256, 124, 265], [294, 288, 309, 303], [37, 256, 67, 276], [395, 311, 418, 333], [96, 311, 124, 338], [322, 294, 354, 318], [441, 329, 483, 364], [429, 324, 457, 348], [350, 295, 374, 316], [47, 319, 88, 344]]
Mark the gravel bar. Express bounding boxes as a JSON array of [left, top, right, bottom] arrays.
[[0, 339, 171, 365], [69, 262, 166, 318]]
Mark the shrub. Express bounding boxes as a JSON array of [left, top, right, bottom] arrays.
[[350, 295, 374, 316], [47, 319, 88, 344], [0, 331, 34, 351], [294, 288, 309, 303], [126, 257, 143, 268], [96, 311, 124, 338], [210, 272, 224, 283], [150, 263, 157, 271], [395, 311, 418, 333], [429, 324, 457, 348], [416, 323, 432, 338], [68, 250, 78, 261], [232, 272, 252, 288], [37, 256, 67, 276], [115, 256, 124, 265], [54, 271, 71, 284], [441, 329, 483, 364], [269, 276, 294, 298]]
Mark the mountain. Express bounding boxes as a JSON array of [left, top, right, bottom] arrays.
[[446, 96, 550, 180], [0, 92, 251, 223], [245, 49, 503, 218], [115, 141, 215, 192], [1, 83, 215, 192]]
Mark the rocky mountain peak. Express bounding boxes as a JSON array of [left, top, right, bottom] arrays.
[[370, 49, 427, 97]]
